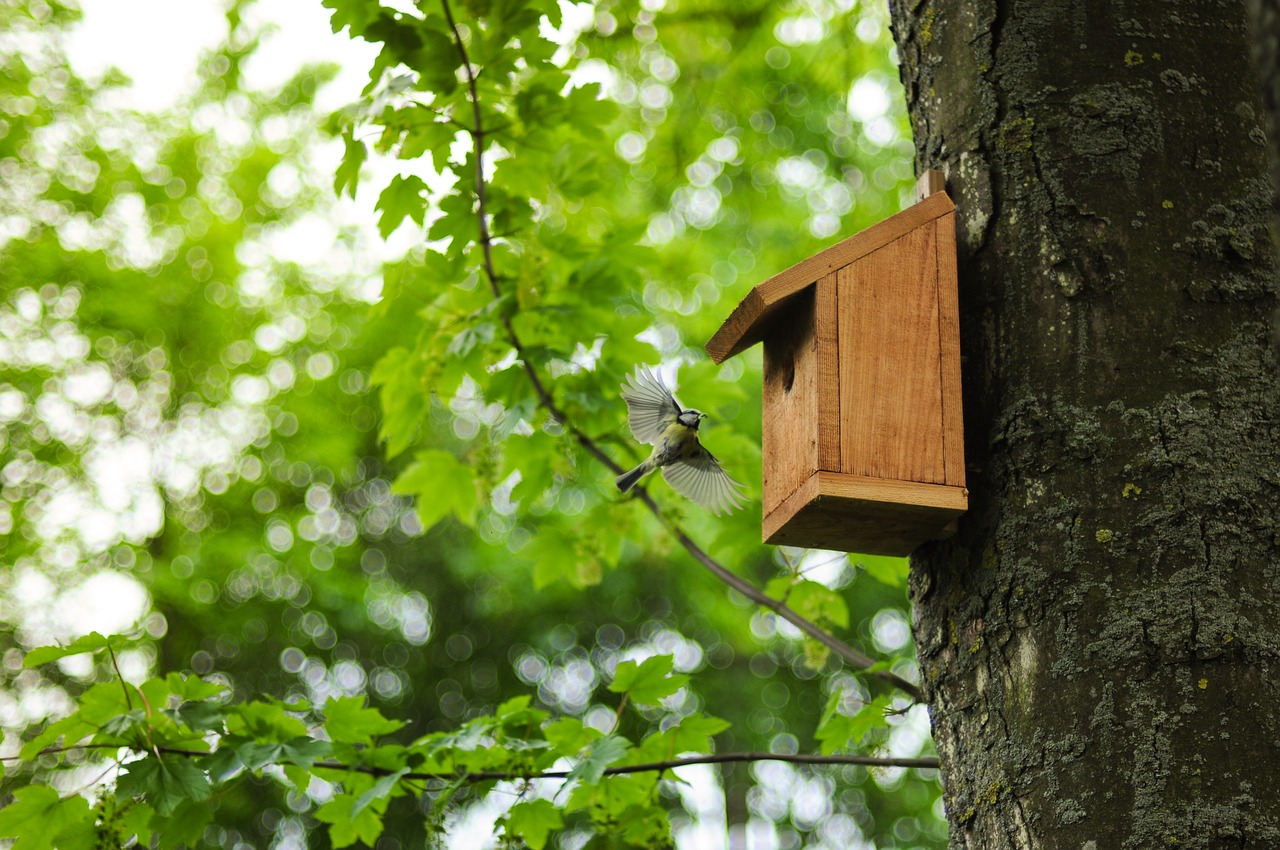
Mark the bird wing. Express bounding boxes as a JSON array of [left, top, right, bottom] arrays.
[[621, 365, 681, 445], [661, 446, 747, 516]]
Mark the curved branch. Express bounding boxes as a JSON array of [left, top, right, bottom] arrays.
[[437, 0, 923, 703]]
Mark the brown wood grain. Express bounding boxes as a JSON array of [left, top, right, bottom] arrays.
[[762, 471, 966, 556], [706, 192, 955, 363], [915, 169, 946, 202], [816, 272, 841, 471], [935, 212, 966, 488], [838, 228, 945, 484], [762, 290, 819, 515]]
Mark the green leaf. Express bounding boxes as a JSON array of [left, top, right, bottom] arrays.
[[524, 524, 601, 590], [426, 190, 479, 253], [566, 734, 631, 785], [0, 786, 95, 850], [118, 802, 155, 850], [177, 700, 224, 733], [543, 717, 598, 755], [494, 695, 550, 733], [855, 555, 916, 588], [335, 131, 367, 198], [166, 672, 227, 702], [321, 0, 386, 37], [226, 700, 309, 742], [323, 695, 406, 745], [609, 655, 688, 705], [787, 580, 850, 629], [815, 693, 893, 755], [370, 346, 427, 458], [376, 175, 429, 238], [391, 449, 478, 531], [152, 797, 213, 850], [390, 108, 459, 164], [764, 576, 793, 600], [23, 631, 117, 667], [316, 792, 386, 849], [117, 755, 213, 816], [855, 554, 910, 588], [409, 26, 460, 95], [282, 735, 335, 766], [76, 680, 134, 728], [501, 798, 563, 850], [351, 768, 409, 818], [20, 713, 95, 760], [669, 714, 731, 753]]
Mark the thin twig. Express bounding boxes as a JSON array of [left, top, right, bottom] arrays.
[[436, 0, 923, 704], [106, 646, 133, 712]]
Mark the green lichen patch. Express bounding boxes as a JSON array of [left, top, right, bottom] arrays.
[[997, 115, 1036, 154]]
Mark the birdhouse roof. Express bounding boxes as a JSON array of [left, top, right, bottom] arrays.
[[706, 190, 954, 364]]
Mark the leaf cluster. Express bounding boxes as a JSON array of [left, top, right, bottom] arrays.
[[7, 638, 742, 848]]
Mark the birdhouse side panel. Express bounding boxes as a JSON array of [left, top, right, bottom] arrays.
[[762, 288, 820, 516], [837, 225, 946, 484], [936, 211, 966, 488], [814, 273, 842, 473]]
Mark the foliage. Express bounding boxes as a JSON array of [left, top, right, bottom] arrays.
[[8, 637, 741, 849], [0, 0, 942, 847]]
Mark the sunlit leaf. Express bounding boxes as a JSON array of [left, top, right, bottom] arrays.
[[609, 655, 688, 706], [22, 632, 118, 667], [501, 798, 563, 850]]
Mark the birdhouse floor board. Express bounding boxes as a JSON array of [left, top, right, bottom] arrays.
[[763, 471, 967, 557]]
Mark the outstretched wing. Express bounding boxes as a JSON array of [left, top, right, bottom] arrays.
[[621, 365, 680, 444], [661, 446, 746, 516]]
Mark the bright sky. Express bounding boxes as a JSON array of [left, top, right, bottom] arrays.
[[65, 0, 377, 112]]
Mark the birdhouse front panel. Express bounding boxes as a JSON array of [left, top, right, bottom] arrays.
[[762, 287, 818, 518], [761, 277, 841, 518], [708, 181, 967, 557]]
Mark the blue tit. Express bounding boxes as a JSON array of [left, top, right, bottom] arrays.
[[615, 365, 746, 516]]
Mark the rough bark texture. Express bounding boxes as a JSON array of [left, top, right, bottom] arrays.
[[1246, 0, 1280, 215], [1245, 0, 1280, 347], [890, 1, 1280, 847]]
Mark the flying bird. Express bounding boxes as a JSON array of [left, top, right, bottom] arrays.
[[615, 365, 746, 516]]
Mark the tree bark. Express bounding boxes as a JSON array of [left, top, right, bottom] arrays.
[[890, 1, 1280, 847]]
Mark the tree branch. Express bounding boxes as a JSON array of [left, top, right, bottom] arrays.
[[319, 750, 942, 782], [437, 0, 923, 704], [6, 745, 939, 782]]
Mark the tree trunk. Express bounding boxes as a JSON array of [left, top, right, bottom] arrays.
[[890, 1, 1280, 847]]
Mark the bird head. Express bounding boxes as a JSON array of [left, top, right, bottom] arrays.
[[678, 409, 706, 429]]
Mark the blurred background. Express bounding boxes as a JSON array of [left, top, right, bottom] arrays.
[[0, 0, 944, 846]]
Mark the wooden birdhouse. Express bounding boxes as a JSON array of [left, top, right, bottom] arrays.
[[706, 172, 966, 557]]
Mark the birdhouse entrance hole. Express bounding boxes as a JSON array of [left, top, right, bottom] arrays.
[[707, 173, 967, 556]]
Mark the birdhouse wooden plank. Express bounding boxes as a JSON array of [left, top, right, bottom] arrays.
[[707, 175, 966, 556]]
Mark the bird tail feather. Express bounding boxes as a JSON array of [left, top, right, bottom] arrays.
[[615, 462, 649, 493]]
